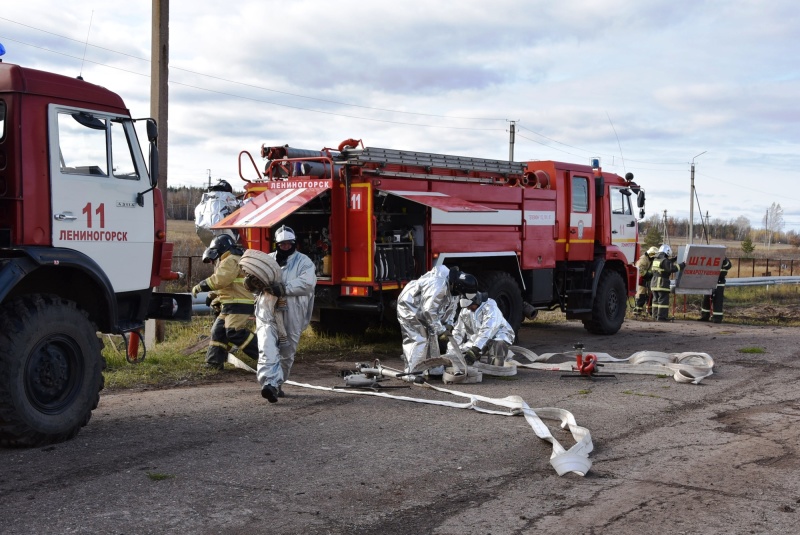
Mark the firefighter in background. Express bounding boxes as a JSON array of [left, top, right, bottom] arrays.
[[191, 234, 258, 370], [650, 244, 685, 322], [633, 246, 659, 316], [254, 225, 316, 403], [699, 256, 732, 323], [396, 266, 472, 375], [449, 290, 515, 366]]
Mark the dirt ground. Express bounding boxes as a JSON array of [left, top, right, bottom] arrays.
[[2, 316, 800, 535]]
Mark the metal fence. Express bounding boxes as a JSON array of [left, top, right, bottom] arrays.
[[729, 257, 797, 277]]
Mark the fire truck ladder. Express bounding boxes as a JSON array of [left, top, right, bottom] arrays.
[[342, 147, 527, 184]]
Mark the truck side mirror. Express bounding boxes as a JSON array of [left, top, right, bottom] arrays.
[[148, 144, 159, 188], [637, 190, 645, 208], [146, 119, 158, 142]]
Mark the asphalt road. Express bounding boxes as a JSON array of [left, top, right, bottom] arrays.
[[2, 318, 799, 534]]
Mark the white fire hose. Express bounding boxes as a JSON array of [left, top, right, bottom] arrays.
[[226, 354, 593, 476], [507, 346, 715, 384]]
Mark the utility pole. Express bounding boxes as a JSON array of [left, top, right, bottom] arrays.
[[689, 151, 706, 244], [207, 169, 211, 189], [662, 210, 670, 245], [151, 0, 169, 343], [508, 120, 516, 162]]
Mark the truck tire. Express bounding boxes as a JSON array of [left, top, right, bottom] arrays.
[[583, 269, 626, 335], [480, 271, 523, 333], [0, 295, 105, 447]]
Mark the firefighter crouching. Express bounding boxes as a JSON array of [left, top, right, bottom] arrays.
[[449, 290, 515, 367], [192, 235, 258, 370], [700, 256, 732, 323], [633, 246, 658, 316], [397, 266, 473, 376], [650, 244, 685, 322]]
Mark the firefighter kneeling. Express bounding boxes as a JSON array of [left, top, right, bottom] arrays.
[[449, 290, 515, 366]]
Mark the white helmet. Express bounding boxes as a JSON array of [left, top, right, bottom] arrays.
[[274, 225, 296, 244], [647, 246, 658, 256], [658, 244, 672, 257]]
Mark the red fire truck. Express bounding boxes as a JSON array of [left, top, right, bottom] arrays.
[[0, 61, 191, 446], [217, 138, 645, 335]]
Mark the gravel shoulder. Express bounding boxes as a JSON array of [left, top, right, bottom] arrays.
[[2, 318, 799, 534]]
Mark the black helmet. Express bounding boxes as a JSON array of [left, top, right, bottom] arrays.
[[202, 234, 242, 263], [208, 179, 233, 193], [450, 269, 478, 295]]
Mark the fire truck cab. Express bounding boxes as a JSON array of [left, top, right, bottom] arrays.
[[0, 61, 191, 446]]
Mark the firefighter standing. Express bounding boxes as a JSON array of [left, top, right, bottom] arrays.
[[450, 291, 515, 366], [650, 244, 685, 322], [191, 235, 258, 370], [700, 256, 732, 323], [633, 246, 659, 316], [396, 266, 472, 375]]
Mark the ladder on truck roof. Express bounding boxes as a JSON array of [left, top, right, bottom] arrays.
[[341, 147, 527, 184]]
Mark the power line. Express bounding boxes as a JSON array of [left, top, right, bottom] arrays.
[[0, 16, 505, 121]]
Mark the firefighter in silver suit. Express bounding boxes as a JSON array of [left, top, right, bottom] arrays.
[[254, 225, 317, 403], [396, 265, 472, 374], [450, 291, 516, 366]]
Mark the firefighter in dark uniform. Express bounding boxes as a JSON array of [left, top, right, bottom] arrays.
[[699, 256, 732, 323], [650, 244, 684, 322], [192, 234, 258, 369]]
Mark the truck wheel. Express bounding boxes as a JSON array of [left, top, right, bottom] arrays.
[[583, 269, 626, 335], [0, 295, 105, 447], [480, 271, 523, 333]]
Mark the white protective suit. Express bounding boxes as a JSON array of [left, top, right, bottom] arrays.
[[194, 191, 241, 246], [255, 250, 317, 389], [450, 297, 515, 364], [396, 265, 459, 372]]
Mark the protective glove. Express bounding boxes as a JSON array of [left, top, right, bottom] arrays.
[[205, 294, 214, 307], [437, 323, 454, 341], [211, 302, 221, 317], [464, 345, 482, 365], [244, 274, 265, 293], [191, 284, 203, 298], [267, 282, 286, 297], [679, 262, 686, 270]]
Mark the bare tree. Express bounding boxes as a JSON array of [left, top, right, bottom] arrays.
[[763, 203, 784, 248], [733, 215, 751, 240]]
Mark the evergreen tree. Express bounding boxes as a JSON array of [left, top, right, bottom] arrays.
[[643, 225, 661, 250], [740, 235, 756, 258]]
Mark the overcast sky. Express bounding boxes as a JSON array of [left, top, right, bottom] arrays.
[[2, 1, 799, 233]]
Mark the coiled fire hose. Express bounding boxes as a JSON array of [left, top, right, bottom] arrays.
[[238, 249, 289, 345]]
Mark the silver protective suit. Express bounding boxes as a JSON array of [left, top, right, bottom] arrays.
[[450, 298, 515, 363], [396, 265, 458, 372], [255, 251, 317, 389]]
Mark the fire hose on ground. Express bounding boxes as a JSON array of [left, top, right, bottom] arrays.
[[224, 340, 715, 476]]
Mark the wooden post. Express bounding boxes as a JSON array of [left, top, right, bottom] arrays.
[[151, 0, 169, 342]]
